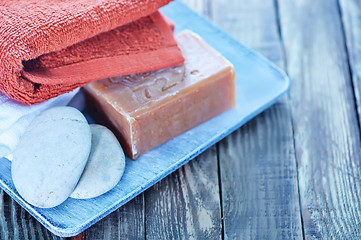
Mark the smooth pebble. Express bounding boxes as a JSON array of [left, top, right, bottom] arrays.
[[70, 124, 125, 199], [12, 106, 91, 208]]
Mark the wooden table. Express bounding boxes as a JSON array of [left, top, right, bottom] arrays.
[[2, 0, 361, 239]]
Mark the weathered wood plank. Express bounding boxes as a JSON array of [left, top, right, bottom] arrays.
[[212, 0, 285, 69], [145, 146, 222, 240], [339, 0, 361, 128], [278, 0, 361, 238], [211, 0, 303, 239], [219, 102, 302, 239], [0, 191, 64, 240], [85, 194, 145, 240]]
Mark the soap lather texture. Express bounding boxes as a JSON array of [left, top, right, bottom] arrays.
[[70, 124, 125, 199], [0, 0, 184, 104], [11, 106, 91, 208], [84, 30, 236, 159]]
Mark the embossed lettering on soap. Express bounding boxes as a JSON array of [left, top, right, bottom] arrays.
[[103, 64, 186, 107]]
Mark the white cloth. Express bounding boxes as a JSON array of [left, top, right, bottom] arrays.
[[0, 89, 79, 160]]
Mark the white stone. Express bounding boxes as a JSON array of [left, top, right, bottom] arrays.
[[12, 106, 91, 208], [70, 124, 125, 199]]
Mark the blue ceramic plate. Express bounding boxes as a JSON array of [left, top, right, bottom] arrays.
[[0, 1, 289, 237]]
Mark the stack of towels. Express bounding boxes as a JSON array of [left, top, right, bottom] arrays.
[[0, 0, 184, 158]]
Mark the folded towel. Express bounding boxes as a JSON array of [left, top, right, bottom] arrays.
[[0, 89, 79, 160], [0, 0, 184, 105]]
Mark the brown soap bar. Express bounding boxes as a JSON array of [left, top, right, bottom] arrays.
[[84, 30, 236, 159]]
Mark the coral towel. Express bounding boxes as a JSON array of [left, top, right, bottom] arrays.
[[0, 0, 184, 105]]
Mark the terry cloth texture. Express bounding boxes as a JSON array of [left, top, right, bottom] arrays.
[[0, 0, 184, 105]]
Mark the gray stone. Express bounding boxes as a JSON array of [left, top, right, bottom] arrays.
[[70, 124, 125, 199], [12, 106, 91, 208]]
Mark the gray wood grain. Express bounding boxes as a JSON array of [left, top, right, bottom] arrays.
[[145, 146, 222, 240], [0, 191, 64, 240], [211, 0, 303, 239], [85, 195, 145, 240], [339, 0, 361, 127], [219, 102, 303, 239], [278, 0, 361, 238], [212, 0, 285, 69]]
